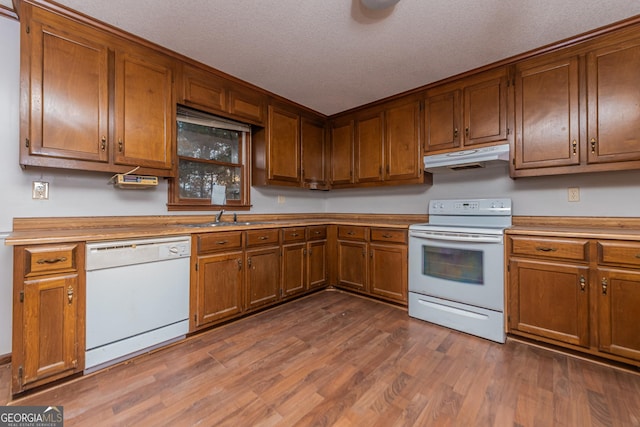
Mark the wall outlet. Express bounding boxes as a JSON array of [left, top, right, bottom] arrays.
[[568, 187, 580, 202], [32, 181, 49, 200]]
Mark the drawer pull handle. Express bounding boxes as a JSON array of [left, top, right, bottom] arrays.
[[590, 138, 597, 154], [535, 246, 557, 252], [216, 240, 228, 245], [101, 136, 106, 151], [291, 233, 299, 237], [237, 259, 242, 270], [602, 278, 608, 295], [382, 234, 393, 238], [314, 231, 321, 235], [347, 231, 355, 236], [572, 140, 577, 155], [579, 275, 586, 292], [259, 236, 269, 240], [635, 254, 640, 259], [67, 286, 74, 304], [37, 256, 68, 264]]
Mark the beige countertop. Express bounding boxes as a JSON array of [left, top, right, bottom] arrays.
[[5, 214, 427, 246]]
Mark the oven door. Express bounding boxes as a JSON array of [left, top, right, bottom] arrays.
[[408, 229, 504, 312]]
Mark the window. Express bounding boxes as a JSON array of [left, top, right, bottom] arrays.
[[168, 107, 251, 210]]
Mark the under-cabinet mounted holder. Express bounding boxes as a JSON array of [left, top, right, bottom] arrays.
[[109, 167, 158, 189]]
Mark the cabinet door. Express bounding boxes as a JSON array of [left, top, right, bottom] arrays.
[[464, 74, 508, 146], [330, 120, 354, 185], [369, 243, 407, 303], [424, 90, 461, 152], [268, 105, 300, 184], [307, 239, 327, 289], [587, 39, 640, 165], [597, 268, 640, 361], [355, 112, 384, 183], [301, 117, 328, 189], [282, 243, 306, 297], [508, 259, 589, 347], [22, 274, 79, 387], [179, 63, 227, 114], [337, 240, 367, 291], [246, 247, 281, 310], [24, 10, 109, 164], [514, 55, 580, 170], [385, 100, 421, 181], [228, 87, 266, 126], [114, 46, 174, 171], [195, 252, 243, 328]]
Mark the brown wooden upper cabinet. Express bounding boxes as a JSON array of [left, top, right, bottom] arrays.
[[301, 116, 329, 189], [253, 102, 328, 189], [513, 29, 640, 177], [329, 118, 355, 186], [331, 97, 426, 188], [424, 66, 509, 153], [19, 3, 176, 176]]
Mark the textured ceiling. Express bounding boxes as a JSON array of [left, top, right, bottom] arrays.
[[14, 1, 640, 115]]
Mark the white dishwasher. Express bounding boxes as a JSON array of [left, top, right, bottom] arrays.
[[85, 235, 191, 372]]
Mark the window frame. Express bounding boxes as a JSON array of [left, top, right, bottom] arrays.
[[168, 108, 252, 211]]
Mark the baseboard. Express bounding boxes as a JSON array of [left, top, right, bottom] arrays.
[[0, 354, 10, 366]]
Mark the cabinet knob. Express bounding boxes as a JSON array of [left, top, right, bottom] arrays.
[[454, 128, 459, 138]]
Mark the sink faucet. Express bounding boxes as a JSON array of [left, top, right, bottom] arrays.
[[215, 209, 225, 223]]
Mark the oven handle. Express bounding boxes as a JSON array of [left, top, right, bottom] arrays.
[[409, 230, 503, 244]]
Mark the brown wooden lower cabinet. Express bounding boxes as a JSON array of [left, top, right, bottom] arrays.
[[335, 226, 408, 305], [507, 233, 640, 366], [192, 226, 328, 332], [12, 243, 85, 394]]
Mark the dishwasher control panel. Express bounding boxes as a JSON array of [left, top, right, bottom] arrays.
[[86, 235, 191, 270]]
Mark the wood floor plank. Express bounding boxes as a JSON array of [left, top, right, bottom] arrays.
[[3, 290, 640, 426]]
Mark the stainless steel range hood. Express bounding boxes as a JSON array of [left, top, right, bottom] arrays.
[[423, 143, 510, 173]]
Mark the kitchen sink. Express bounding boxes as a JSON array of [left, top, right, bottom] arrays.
[[182, 221, 271, 228]]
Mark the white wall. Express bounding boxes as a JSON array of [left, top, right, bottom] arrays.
[[2, 14, 640, 357]]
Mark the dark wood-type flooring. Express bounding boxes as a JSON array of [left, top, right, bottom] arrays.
[[2, 290, 640, 426]]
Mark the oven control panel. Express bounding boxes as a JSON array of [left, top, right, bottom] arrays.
[[429, 198, 511, 216]]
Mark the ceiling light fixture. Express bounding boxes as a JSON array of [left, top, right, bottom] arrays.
[[360, 0, 400, 10]]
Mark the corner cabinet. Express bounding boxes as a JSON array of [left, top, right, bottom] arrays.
[[331, 97, 428, 189], [512, 28, 640, 177], [507, 232, 640, 367], [19, 3, 175, 176], [12, 243, 85, 394]]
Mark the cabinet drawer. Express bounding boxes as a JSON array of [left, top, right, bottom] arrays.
[[598, 240, 640, 267], [246, 229, 280, 247], [307, 225, 327, 241], [509, 236, 588, 261], [370, 228, 407, 244], [282, 227, 306, 243], [198, 231, 243, 254], [24, 244, 78, 277], [338, 226, 368, 241]]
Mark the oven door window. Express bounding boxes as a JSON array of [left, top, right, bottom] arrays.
[[422, 246, 483, 285]]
